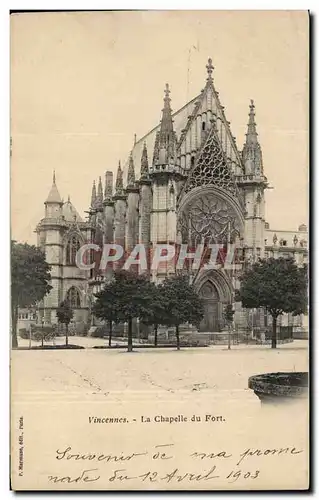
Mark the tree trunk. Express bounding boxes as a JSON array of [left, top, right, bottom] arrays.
[[271, 316, 277, 349], [11, 303, 18, 349], [41, 335, 44, 348], [108, 320, 112, 348], [176, 324, 180, 351], [154, 324, 158, 347], [127, 318, 133, 352], [65, 323, 69, 347]]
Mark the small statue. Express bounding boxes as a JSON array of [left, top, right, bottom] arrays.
[[293, 235, 298, 246], [273, 233, 278, 245]]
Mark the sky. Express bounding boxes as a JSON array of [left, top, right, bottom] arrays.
[[10, 10, 308, 243]]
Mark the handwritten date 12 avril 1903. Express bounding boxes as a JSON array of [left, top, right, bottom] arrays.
[[47, 443, 303, 485]]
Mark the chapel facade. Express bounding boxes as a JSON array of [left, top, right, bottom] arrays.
[[35, 59, 308, 335]]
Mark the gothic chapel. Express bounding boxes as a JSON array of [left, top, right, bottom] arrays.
[[36, 59, 308, 335]]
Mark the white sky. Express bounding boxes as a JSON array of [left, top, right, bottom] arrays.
[[10, 10, 308, 243]]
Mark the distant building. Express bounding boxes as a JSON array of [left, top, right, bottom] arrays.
[[17, 308, 37, 332]]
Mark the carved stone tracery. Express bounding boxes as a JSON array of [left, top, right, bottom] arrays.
[[179, 193, 241, 245], [182, 123, 242, 203]]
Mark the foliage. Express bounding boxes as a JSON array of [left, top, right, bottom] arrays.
[[93, 271, 155, 352], [160, 275, 204, 350], [223, 304, 235, 324], [32, 327, 56, 346], [11, 241, 52, 348], [56, 300, 74, 346], [92, 278, 123, 346], [237, 257, 308, 348], [139, 282, 166, 346], [18, 324, 56, 347]]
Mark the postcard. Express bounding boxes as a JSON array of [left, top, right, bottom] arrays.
[[10, 10, 309, 491]]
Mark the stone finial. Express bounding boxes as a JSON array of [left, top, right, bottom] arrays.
[[206, 57, 214, 81], [97, 176, 103, 204], [140, 142, 149, 178], [115, 161, 124, 195], [104, 171, 113, 199], [91, 180, 97, 208], [127, 152, 136, 187], [246, 99, 258, 144]]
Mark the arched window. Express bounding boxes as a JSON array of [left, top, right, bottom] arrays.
[[66, 235, 80, 265], [66, 287, 81, 308]]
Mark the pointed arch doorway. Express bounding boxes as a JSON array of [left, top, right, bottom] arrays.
[[199, 281, 220, 332]]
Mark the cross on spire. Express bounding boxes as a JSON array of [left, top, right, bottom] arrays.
[[164, 83, 170, 100], [206, 58, 214, 80]]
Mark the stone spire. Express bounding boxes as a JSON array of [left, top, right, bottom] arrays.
[[153, 83, 177, 167], [104, 171, 113, 200], [246, 99, 258, 144], [127, 152, 136, 187], [242, 99, 263, 174], [115, 161, 124, 196], [90, 180, 97, 207], [45, 170, 62, 204], [160, 83, 174, 136], [96, 176, 103, 206], [140, 142, 149, 178]]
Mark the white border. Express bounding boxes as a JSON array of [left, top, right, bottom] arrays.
[[1, 3, 316, 499]]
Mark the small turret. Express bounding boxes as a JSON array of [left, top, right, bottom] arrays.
[[44, 171, 63, 218], [45, 171, 62, 205]]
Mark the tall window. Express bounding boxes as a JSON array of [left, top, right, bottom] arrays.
[[66, 236, 80, 265], [66, 287, 81, 308]]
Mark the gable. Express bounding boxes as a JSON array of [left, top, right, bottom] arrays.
[[178, 82, 243, 175]]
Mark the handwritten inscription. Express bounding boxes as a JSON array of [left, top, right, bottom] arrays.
[[48, 443, 303, 486]]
